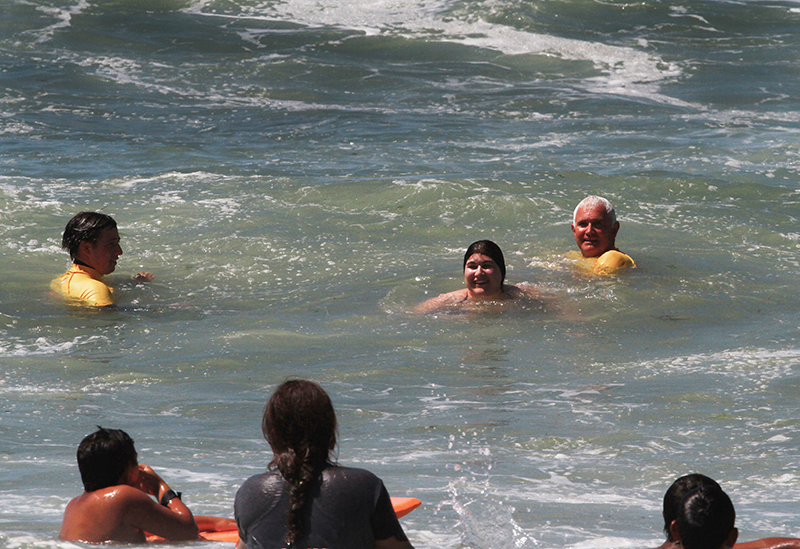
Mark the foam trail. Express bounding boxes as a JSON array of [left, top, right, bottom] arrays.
[[27, 0, 92, 43], [185, 0, 690, 106]]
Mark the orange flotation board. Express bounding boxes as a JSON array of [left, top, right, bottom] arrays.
[[390, 496, 422, 518], [197, 530, 238, 543], [150, 497, 421, 543]]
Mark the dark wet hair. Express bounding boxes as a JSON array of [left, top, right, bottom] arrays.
[[463, 240, 506, 284], [262, 379, 337, 545], [77, 427, 137, 492], [677, 485, 736, 549], [663, 473, 721, 540], [62, 212, 117, 260]]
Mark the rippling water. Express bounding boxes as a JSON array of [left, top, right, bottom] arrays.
[[2, 0, 800, 548]]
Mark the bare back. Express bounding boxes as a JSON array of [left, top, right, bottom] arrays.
[[60, 486, 149, 543], [60, 484, 198, 543]]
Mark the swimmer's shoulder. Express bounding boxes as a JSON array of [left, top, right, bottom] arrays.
[[502, 284, 535, 300], [52, 265, 114, 307], [594, 249, 635, 274], [415, 289, 468, 314], [734, 539, 800, 549], [509, 283, 550, 302], [562, 249, 635, 275]]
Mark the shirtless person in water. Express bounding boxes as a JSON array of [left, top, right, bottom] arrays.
[[60, 427, 233, 544], [416, 239, 540, 313]]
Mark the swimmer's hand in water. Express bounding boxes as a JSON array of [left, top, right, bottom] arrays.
[[134, 272, 154, 282]]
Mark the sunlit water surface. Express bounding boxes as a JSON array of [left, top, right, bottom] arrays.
[[2, 0, 800, 548]]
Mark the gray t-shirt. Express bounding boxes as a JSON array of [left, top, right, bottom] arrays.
[[235, 465, 409, 549]]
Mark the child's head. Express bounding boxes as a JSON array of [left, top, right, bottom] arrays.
[[77, 427, 137, 492], [672, 484, 737, 549]]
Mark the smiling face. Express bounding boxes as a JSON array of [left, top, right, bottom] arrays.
[[78, 227, 122, 275], [571, 203, 619, 258], [464, 253, 503, 299]]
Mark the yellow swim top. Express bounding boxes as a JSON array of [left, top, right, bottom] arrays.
[[568, 249, 636, 275], [51, 263, 114, 307]]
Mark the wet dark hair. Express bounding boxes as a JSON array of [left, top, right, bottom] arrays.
[[663, 473, 721, 540], [463, 240, 506, 284], [62, 212, 117, 260], [262, 379, 337, 545], [677, 485, 736, 549], [77, 427, 137, 492]]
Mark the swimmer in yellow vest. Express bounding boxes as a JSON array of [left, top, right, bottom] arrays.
[[51, 212, 153, 307], [569, 195, 635, 275]]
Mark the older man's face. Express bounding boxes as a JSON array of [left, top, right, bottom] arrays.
[[571, 203, 619, 258]]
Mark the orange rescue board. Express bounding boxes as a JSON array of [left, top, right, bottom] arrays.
[[151, 497, 421, 543], [389, 496, 421, 518]]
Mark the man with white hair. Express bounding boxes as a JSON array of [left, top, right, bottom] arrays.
[[570, 195, 635, 274]]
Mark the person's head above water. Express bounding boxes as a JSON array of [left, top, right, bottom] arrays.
[[414, 239, 532, 313], [663, 473, 721, 540], [571, 196, 620, 258], [61, 212, 121, 275], [462, 240, 506, 299], [262, 379, 338, 545], [77, 427, 137, 493], [671, 484, 737, 549], [463, 240, 506, 283], [262, 379, 338, 463], [61, 426, 204, 544]]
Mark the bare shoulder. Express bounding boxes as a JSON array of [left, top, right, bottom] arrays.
[[415, 289, 468, 314], [115, 484, 157, 504], [508, 283, 549, 303], [595, 249, 635, 272], [60, 486, 149, 543], [68, 485, 143, 512], [736, 539, 800, 549], [501, 284, 524, 299], [503, 284, 536, 298]]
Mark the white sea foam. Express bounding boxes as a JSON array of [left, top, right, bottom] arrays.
[[183, 0, 688, 106], [423, 19, 688, 105], [25, 0, 91, 44], [0, 336, 105, 358], [630, 347, 800, 382]]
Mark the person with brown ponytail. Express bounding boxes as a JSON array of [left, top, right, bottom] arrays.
[[234, 380, 414, 549]]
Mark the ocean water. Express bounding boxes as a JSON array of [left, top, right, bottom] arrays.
[[2, 0, 800, 548]]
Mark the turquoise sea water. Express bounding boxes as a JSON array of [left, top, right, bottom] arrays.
[[2, 0, 800, 548]]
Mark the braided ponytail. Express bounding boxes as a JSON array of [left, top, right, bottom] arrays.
[[263, 380, 337, 546]]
